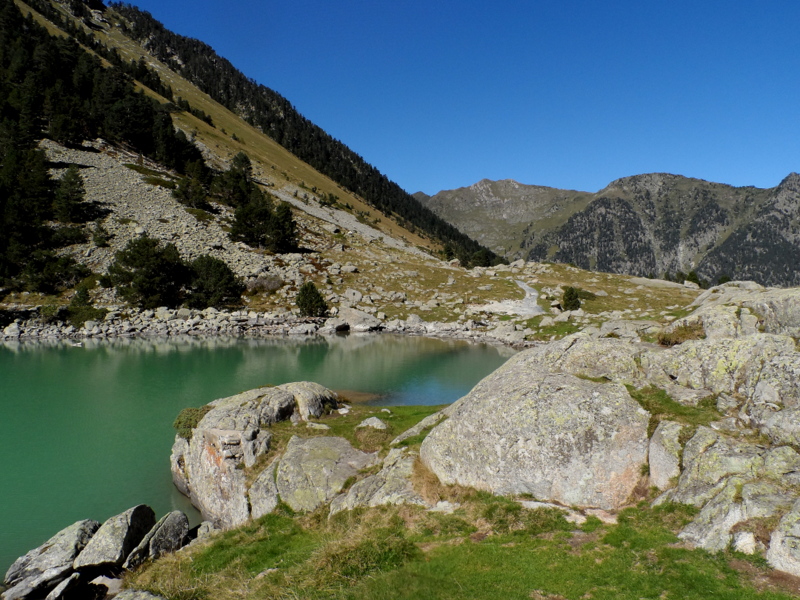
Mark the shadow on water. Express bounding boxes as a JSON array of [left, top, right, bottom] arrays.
[[0, 334, 513, 570]]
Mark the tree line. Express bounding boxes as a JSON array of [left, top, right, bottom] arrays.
[[0, 0, 204, 294]]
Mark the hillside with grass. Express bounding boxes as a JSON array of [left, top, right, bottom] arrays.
[[421, 172, 800, 287]]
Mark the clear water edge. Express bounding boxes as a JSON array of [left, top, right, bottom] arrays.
[[0, 334, 513, 572]]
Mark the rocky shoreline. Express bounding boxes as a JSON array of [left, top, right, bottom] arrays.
[[0, 305, 537, 348]]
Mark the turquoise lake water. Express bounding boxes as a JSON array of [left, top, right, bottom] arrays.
[[0, 334, 513, 572]]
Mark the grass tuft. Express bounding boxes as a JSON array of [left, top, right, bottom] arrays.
[[658, 322, 706, 346]]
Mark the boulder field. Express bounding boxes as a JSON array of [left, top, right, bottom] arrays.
[[8, 280, 800, 599]]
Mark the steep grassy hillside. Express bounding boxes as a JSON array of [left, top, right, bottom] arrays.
[[96, 0, 498, 266]]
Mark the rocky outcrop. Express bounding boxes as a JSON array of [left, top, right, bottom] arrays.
[[275, 436, 380, 512], [3, 506, 191, 600], [73, 505, 156, 572], [114, 592, 167, 600], [420, 367, 649, 510], [171, 382, 338, 527], [3, 520, 99, 600], [123, 511, 189, 570], [329, 448, 427, 516], [648, 421, 683, 490]]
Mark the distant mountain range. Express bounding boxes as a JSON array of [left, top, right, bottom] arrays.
[[417, 172, 800, 286]]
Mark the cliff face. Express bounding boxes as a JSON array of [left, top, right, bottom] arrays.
[[422, 173, 800, 287]]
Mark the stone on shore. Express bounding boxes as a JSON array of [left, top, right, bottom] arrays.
[[73, 505, 156, 572], [123, 511, 190, 570], [3, 520, 99, 600]]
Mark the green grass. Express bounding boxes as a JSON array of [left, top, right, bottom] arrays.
[[127, 499, 798, 600], [627, 385, 721, 437], [530, 321, 582, 341]]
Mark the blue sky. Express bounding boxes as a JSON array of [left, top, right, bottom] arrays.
[[125, 0, 800, 195]]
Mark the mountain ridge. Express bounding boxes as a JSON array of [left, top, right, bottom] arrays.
[[420, 171, 800, 286]]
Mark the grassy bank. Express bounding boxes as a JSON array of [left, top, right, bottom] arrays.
[[126, 403, 799, 600]]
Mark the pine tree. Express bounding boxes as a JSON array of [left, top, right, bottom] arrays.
[[562, 287, 580, 311], [53, 165, 85, 222], [296, 281, 327, 317]]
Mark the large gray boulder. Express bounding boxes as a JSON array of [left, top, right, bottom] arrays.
[[329, 448, 428, 516], [642, 334, 795, 398], [73, 505, 156, 572], [324, 307, 381, 332], [745, 353, 800, 444], [183, 427, 252, 528], [171, 383, 338, 528], [280, 382, 337, 421], [689, 283, 800, 337], [123, 511, 189, 570], [508, 333, 648, 386], [675, 478, 791, 552], [420, 366, 650, 510], [275, 436, 380, 512], [3, 520, 99, 600], [662, 304, 759, 340]]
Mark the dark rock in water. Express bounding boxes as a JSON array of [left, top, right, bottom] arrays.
[[3, 519, 99, 600], [123, 511, 189, 570], [72, 505, 156, 573]]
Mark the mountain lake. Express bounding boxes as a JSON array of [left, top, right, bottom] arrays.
[[0, 333, 514, 572]]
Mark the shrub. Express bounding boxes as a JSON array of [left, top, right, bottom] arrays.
[[65, 280, 107, 327], [296, 282, 328, 317], [106, 235, 189, 309], [91, 223, 110, 247], [22, 251, 91, 294], [186, 255, 244, 309], [173, 405, 212, 440], [246, 274, 283, 296], [53, 165, 86, 223], [562, 286, 581, 311]]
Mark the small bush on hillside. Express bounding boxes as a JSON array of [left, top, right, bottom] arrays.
[[91, 223, 111, 247], [106, 235, 189, 309], [186, 255, 244, 309], [296, 282, 328, 317], [65, 280, 107, 327], [562, 286, 581, 311], [246, 274, 283, 296], [22, 251, 91, 294]]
